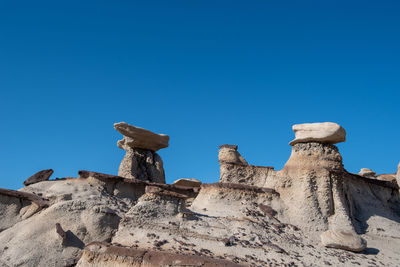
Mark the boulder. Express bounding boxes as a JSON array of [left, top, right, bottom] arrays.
[[172, 178, 201, 188], [114, 122, 169, 152], [23, 169, 54, 186], [358, 168, 376, 178], [320, 229, 367, 252], [289, 122, 346, 146], [397, 162, 400, 187]]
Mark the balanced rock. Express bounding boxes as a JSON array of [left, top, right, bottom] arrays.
[[289, 122, 346, 146], [114, 122, 169, 152], [320, 229, 367, 252], [172, 178, 201, 188], [358, 168, 376, 178], [23, 169, 53, 186], [114, 122, 168, 183]]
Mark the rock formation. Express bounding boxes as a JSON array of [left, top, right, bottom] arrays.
[[23, 169, 53, 186], [0, 121, 399, 266], [289, 122, 346, 145], [172, 178, 201, 188], [114, 122, 168, 183], [359, 168, 376, 178], [397, 162, 400, 189]]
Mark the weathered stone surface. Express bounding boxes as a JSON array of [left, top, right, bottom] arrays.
[[77, 242, 244, 267], [218, 144, 248, 165], [320, 229, 367, 252], [23, 169, 53, 186], [114, 122, 169, 152], [358, 168, 376, 178], [2, 122, 400, 266], [115, 122, 167, 183], [172, 178, 201, 188], [376, 173, 396, 182], [289, 122, 346, 146], [218, 144, 276, 186], [118, 147, 165, 183], [397, 162, 400, 187]]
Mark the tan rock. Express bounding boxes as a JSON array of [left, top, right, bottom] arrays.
[[376, 174, 396, 182], [358, 168, 376, 178], [289, 122, 346, 146], [114, 122, 169, 152], [114, 122, 168, 183], [320, 229, 367, 252], [172, 178, 201, 188], [397, 162, 400, 187], [218, 145, 248, 165]]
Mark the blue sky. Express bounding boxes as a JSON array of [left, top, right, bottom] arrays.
[[0, 1, 399, 190]]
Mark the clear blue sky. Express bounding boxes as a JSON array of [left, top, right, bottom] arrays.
[[0, 1, 399, 190]]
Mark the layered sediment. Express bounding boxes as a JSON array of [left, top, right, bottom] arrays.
[[1, 121, 399, 267]]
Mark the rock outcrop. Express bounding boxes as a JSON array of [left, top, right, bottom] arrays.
[[358, 168, 376, 178], [172, 178, 201, 188], [23, 169, 53, 186], [1, 121, 400, 267], [289, 122, 346, 146], [114, 122, 168, 183], [219, 145, 274, 186], [397, 162, 400, 187]]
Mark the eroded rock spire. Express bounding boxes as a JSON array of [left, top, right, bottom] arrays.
[[114, 122, 169, 183]]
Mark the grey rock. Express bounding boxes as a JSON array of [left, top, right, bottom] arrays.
[[118, 147, 165, 183], [23, 169, 53, 186], [114, 122, 169, 152], [289, 122, 346, 146], [320, 229, 367, 252], [115, 122, 168, 183]]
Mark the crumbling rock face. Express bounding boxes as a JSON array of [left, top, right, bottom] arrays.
[[77, 242, 244, 267], [0, 188, 48, 232], [1, 121, 400, 266], [219, 145, 275, 186], [118, 147, 165, 183]]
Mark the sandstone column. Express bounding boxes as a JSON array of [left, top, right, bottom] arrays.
[[114, 122, 169, 184]]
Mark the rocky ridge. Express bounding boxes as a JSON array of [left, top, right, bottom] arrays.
[[0, 121, 399, 267]]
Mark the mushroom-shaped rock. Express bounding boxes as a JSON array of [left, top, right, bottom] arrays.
[[114, 122, 168, 183], [358, 168, 376, 178], [320, 229, 367, 252], [172, 178, 201, 188], [114, 122, 169, 152], [23, 169, 53, 186], [289, 122, 346, 146]]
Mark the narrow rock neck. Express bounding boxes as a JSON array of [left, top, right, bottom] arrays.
[[282, 142, 345, 174]]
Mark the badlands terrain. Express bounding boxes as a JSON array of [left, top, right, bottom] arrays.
[[0, 122, 399, 267]]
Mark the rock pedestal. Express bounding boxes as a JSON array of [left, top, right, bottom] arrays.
[[114, 122, 169, 183]]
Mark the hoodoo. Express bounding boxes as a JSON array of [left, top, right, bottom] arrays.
[[0, 121, 399, 266], [114, 122, 169, 183]]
